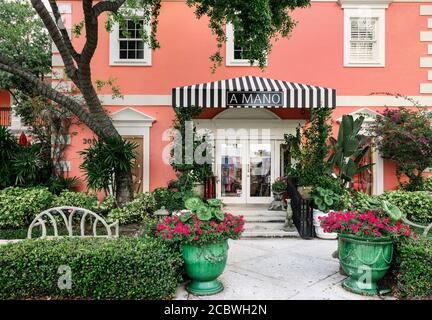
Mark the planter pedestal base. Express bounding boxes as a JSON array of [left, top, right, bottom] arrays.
[[342, 278, 378, 296], [187, 279, 224, 296]]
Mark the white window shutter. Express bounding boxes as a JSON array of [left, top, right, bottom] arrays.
[[349, 17, 378, 62]]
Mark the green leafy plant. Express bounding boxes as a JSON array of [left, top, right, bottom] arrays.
[[53, 191, 99, 211], [396, 238, 432, 298], [284, 107, 333, 187], [170, 106, 214, 193], [0, 187, 54, 229], [0, 237, 183, 299], [312, 187, 339, 212], [183, 196, 225, 222], [369, 107, 432, 191], [424, 176, 432, 192], [46, 176, 79, 195], [271, 177, 286, 193], [379, 190, 432, 225], [329, 114, 373, 186], [0, 126, 18, 188], [152, 187, 191, 213], [107, 192, 156, 225], [80, 137, 137, 195]]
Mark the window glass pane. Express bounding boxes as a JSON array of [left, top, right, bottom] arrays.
[[129, 41, 136, 50], [221, 143, 243, 197], [136, 50, 144, 59], [119, 41, 127, 50], [119, 50, 127, 59], [249, 143, 271, 197], [127, 50, 135, 59]]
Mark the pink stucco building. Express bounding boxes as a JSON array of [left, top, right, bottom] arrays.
[[2, 0, 432, 204]]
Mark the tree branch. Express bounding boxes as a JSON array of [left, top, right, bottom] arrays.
[[30, 0, 78, 82], [80, 0, 99, 64], [48, 0, 81, 63], [93, 0, 126, 17], [0, 54, 110, 138]]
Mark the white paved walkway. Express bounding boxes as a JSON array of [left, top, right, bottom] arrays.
[[176, 238, 384, 300]]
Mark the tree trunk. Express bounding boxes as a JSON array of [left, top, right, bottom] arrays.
[[115, 167, 134, 207]]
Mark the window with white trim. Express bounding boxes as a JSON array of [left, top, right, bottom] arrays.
[[344, 9, 385, 67], [225, 23, 265, 67], [109, 18, 152, 66]]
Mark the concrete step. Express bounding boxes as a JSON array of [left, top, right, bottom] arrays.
[[242, 230, 299, 238], [245, 215, 285, 223], [244, 222, 286, 231]]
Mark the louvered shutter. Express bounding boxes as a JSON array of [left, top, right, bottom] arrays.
[[349, 17, 378, 62]]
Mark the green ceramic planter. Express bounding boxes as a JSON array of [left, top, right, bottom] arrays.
[[181, 240, 228, 295], [338, 233, 393, 296]]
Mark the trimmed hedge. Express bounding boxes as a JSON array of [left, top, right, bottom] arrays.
[[396, 238, 432, 298], [107, 192, 156, 225], [0, 237, 183, 299], [53, 191, 99, 211], [379, 190, 432, 224], [0, 187, 54, 229]]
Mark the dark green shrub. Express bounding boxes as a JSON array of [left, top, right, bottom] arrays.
[[107, 192, 156, 225], [0, 237, 183, 299], [396, 238, 432, 298], [0, 187, 54, 229], [0, 126, 19, 188], [152, 187, 186, 212], [47, 176, 79, 195], [53, 191, 99, 211], [379, 190, 432, 224]]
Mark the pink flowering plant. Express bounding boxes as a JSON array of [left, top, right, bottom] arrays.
[[320, 210, 416, 239], [153, 197, 245, 245]]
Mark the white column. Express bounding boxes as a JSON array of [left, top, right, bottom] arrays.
[[143, 127, 150, 192]]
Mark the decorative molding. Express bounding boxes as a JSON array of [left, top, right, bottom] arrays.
[[421, 5, 432, 15], [338, 0, 393, 9], [52, 55, 64, 67], [420, 83, 432, 93], [336, 107, 382, 122], [99, 94, 172, 105], [420, 57, 432, 67]]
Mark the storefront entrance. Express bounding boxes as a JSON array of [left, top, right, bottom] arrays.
[[216, 140, 275, 204]]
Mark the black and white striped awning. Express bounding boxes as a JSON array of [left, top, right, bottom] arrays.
[[172, 76, 336, 109]]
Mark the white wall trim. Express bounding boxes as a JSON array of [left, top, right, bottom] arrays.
[[343, 7, 386, 67], [98, 94, 432, 107], [99, 95, 172, 105], [109, 20, 152, 66]]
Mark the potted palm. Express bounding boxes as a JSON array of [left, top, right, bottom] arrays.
[[321, 210, 416, 295], [153, 197, 245, 295]]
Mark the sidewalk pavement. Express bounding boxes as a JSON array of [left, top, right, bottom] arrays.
[[176, 238, 385, 300]]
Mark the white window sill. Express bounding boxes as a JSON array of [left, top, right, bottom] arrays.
[[226, 59, 267, 67], [344, 61, 385, 68], [109, 60, 152, 66]]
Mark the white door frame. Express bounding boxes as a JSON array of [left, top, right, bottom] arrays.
[[246, 139, 275, 204], [112, 107, 155, 192]]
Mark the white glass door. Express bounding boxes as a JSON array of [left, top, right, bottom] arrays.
[[246, 140, 274, 204], [217, 141, 247, 204]]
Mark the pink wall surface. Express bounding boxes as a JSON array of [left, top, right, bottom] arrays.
[[58, 1, 432, 193], [64, 1, 428, 97], [65, 106, 177, 192]]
